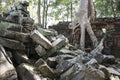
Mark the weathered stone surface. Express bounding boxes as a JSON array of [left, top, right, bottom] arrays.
[[70, 67, 105, 80], [47, 57, 58, 68], [0, 29, 31, 43], [0, 45, 17, 80], [13, 51, 31, 65], [107, 67, 120, 77], [56, 54, 75, 63], [0, 37, 25, 50], [110, 75, 120, 80], [31, 30, 52, 49], [34, 58, 46, 67], [35, 45, 46, 57], [47, 37, 67, 57], [38, 28, 57, 36], [0, 21, 20, 29], [60, 65, 75, 80], [59, 48, 86, 57], [6, 51, 13, 59], [85, 58, 98, 67], [102, 55, 115, 64], [59, 48, 74, 54], [17, 63, 41, 80], [99, 65, 110, 79], [37, 63, 56, 78], [1, 1, 120, 80], [60, 64, 105, 80]]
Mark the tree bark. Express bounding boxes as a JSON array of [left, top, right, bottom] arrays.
[[70, 0, 73, 22], [45, 0, 49, 28], [38, 0, 41, 25], [88, 0, 95, 21], [42, 0, 46, 28], [71, 0, 98, 50]]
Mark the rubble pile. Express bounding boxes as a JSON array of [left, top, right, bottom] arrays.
[[0, 1, 120, 80]]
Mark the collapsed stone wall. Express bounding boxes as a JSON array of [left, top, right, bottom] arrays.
[[0, 1, 120, 80]]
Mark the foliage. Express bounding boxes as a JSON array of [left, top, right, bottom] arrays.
[[47, 0, 79, 20], [94, 0, 120, 17], [0, 0, 20, 13], [1, 0, 120, 25]]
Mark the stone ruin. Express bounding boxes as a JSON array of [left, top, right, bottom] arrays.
[[0, 1, 120, 80]]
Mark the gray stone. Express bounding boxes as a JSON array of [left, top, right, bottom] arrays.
[[0, 29, 31, 43], [38, 28, 57, 37], [85, 58, 98, 66], [56, 54, 75, 63], [35, 45, 46, 57], [0, 21, 21, 29], [59, 48, 85, 56], [110, 75, 120, 80], [37, 63, 56, 78], [34, 58, 46, 67], [17, 63, 41, 80], [46, 37, 67, 57], [31, 30, 52, 49], [59, 48, 74, 54], [47, 57, 58, 68], [0, 37, 25, 50], [0, 45, 17, 80], [107, 67, 120, 77], [13, 51, 31, 64], [102, 55, 115, 64], [71, 67, 105, 80], [99, 65, 110, 80], [60, 64, 105, 80], [21, 17, 34, 30]]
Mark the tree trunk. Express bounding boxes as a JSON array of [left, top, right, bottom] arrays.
[[110, 0, 116, 17], [88, 0, 95, 21], [80, 23, 85, 50], [42, 0, 46, 28], [45, 0, 49, 28], [71, 0, 98, 50], [70, 0, 73, 22], [37, 0, 41, 25]]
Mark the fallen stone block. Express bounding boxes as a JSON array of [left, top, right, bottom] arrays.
[[85, 58, 98, 67], [0, 29, 31, 43], [17, 63, 41, 80], [59, 48, 74, 54], [0, 37, 25, 50], [45, 36, 56, 42], [52, 36, 67, 47], [99, 65, 110, 80], [37, 63, 56, 78], [38, 28, 57, 36], [31, 30, 52, 49], [46, 37, 67, 57], [110, 75, 120, 80], [56, 54, 75, 63], [70, 67, 105, 80], [102, 55, 115, 64], [34, 58, 46, 67], [56, 55, 83, 72], [35, 45, 46, 57], [0, 45, 17, 80], [47, 57, 58, 68], [13, 51, 31, 65], [60, 65, 75, 80], [60, 63, 105, 80], [6, 51, 13, 59], [0, 21, 20, 29], [107, 67, 120, 77]]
